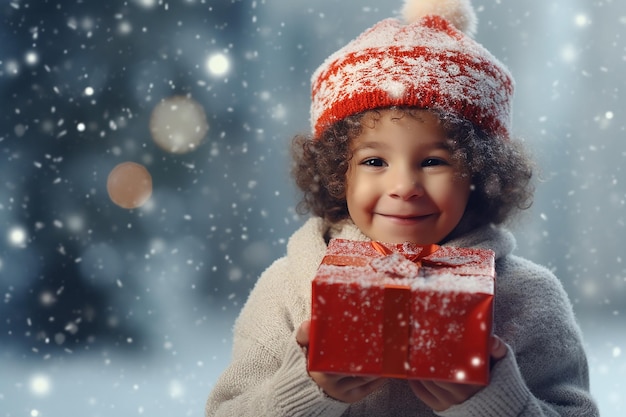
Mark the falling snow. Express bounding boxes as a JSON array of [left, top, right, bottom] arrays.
[[0, 0, 625, 416]]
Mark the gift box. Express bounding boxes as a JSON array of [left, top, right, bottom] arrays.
[[308, 239, 495, 385]]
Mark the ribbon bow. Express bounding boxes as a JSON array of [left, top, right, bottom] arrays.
[[321, 241, 443, 278], [367, 242, 438, 278]]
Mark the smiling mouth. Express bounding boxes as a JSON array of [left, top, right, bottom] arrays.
[[379, 213, 432, 221]]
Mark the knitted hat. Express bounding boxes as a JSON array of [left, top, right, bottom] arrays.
[[310, 0, 514, 139]]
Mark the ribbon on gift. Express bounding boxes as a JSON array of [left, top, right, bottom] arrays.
[[369, 242, 434, 376], [369, 242, 440, 278], [370, 241, 440, 264], [321, 241, 442, 276]]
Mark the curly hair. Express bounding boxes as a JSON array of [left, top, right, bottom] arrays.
[[291, 107, 534, 238]]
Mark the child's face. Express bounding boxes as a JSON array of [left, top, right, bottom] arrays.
[[345, 109, 471, 245]]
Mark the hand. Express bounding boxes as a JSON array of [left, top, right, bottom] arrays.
[[296, 320, 387, 403], [408, 335, 508, 411]]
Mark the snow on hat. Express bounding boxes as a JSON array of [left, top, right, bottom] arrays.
[[310, 0, 514, 139]]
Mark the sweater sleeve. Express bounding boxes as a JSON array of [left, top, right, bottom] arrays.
[[437, 256, 599, 417], [204, 258, 349, 417]]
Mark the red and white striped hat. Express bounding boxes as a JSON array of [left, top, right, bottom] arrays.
[[310, 0, 514, 139]]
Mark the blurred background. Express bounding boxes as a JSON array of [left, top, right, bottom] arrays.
[[0, 0, 624, 415]]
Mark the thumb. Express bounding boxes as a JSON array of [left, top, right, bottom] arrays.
[[490, 335, 507, 361], [296, 320, 311, 347]]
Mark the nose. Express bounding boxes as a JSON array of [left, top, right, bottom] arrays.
[[389, 167, 423, 200]]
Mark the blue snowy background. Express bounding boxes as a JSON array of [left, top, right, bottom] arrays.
[[1, 0, 624, 416]]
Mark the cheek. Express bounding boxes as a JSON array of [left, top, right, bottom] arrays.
[[449, 183, 471, 215], [346, 172, 375, 212], [433, 179, 470, 213], [346, 182, 363, 211]]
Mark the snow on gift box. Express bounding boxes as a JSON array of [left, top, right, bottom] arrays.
[[308, 239, 495, 385]]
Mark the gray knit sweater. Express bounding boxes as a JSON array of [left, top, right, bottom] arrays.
[[205, 218, 598, 416]]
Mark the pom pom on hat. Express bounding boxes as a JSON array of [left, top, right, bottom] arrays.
[[310, 0, 514, 140], [402, 0, 477, 36]]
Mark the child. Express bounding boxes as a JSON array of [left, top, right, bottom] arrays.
[[205, 0, 599, 415]]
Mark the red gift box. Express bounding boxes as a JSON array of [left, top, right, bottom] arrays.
[[308, 239, 495, 385]]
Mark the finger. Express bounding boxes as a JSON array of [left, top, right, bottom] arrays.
[[420, 380, 460, 402], [408, 380, 442, 410], [333, 377, 387, 403], [409, 379, 482, 411], [317, 374, 381, 393], [310, 372, 386, 403], [424, 380, 481, 402], [351, 377, 387, 397], [296, 320, 311, 347], [335, 375, 379, 390], [309, 370, 343, 387], [490, 335, 507, 360]]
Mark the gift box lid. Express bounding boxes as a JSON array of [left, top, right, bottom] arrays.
[[316, 239, 495, 294]]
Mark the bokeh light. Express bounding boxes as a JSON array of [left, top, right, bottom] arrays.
[[29, 374, 52, 397], [7, 226, 27, 248], [575, 14, 591, 27], [206, 53, 230, 77], [106, 162, 153, 209], [149, 95, 209, 154], [24, 51, 39, 66], [134, 0, 157, 9]]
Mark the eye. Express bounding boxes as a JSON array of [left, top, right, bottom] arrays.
[[361, 157, 386, 167], [422, 157, 448, 167]]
